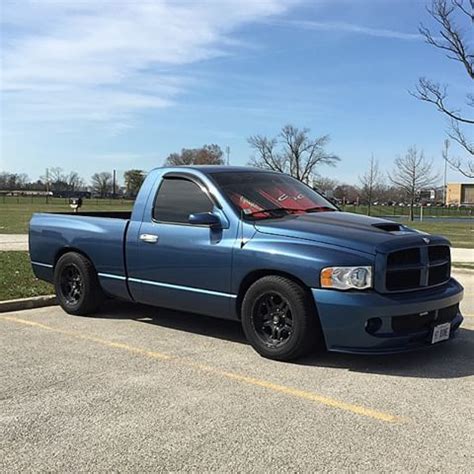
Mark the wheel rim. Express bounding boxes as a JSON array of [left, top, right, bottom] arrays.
[[59, 264, 83, 305], [252, 291, 293, 348]]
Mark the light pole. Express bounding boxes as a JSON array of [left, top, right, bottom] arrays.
[[225, 146, 230, 166], [442, 139, 449, 206], [45, 168, 50, 204]]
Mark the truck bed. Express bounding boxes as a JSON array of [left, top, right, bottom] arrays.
[[29, 212, 132, 300]]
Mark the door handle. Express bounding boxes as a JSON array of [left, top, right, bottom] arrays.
[[139, 233, 159, 244]]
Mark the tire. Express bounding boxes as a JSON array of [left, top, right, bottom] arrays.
[[54, 252, 104, 315], [241, 276, 322, 361]]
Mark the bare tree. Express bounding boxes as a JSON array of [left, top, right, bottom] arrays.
[[333, 184, 359, 204], [91, 172, 113, 198], [0, 172, 30, 190], [359, 155, 384, 215], [389, 147, 439, 221], [165, 144, 224, 166], [49, 167, 66, 183], [248, 124, 339, 183], [313, 176, 339, 197], [411, 0, 473, 177], [67, 171, 85, 192]]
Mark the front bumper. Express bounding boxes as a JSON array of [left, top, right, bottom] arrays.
[[312, 278, 464, 354]]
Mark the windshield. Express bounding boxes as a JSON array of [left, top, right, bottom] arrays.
[[211, 171, 337, 220]]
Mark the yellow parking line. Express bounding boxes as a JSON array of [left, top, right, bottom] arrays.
[[1, 315, 402, 423], [1, 316, 171, 360], [189, 362, 400, 423]]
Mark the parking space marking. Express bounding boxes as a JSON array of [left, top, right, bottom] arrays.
[[2, 315, 402, 423], [1, 316, 171, 360], [188, 362, 401, 422]]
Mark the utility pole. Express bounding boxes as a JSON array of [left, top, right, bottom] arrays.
[[442, 139, 449, 206], [45, 168, 49, 204], [225, 146, 230, 166]]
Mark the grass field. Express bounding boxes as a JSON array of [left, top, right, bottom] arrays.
[[0, 251, 53, 300], [405, 221, 474, 248], [0, 196, 133, 233], [0, 196, 472, 247]]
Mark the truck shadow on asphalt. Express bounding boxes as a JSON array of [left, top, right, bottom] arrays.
[[96, 300, 474, 379]]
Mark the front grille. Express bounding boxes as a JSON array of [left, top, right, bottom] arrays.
[[391, 304, 459, 334], [428, 263, 450, 286], [386, 269, 421, 291], [428, 245, 450, 262], [385, 245, 450, 292], [387, 248, 420, 267]]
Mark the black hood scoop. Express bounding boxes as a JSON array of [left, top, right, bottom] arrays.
[[371, 222, 404, 232]]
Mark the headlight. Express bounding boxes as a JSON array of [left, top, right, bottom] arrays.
[[320, 266, 372, 290]]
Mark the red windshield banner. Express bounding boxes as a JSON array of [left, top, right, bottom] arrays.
[[230, 183, 317, 216]]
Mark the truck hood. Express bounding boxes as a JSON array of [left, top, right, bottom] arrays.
[[254, 211, 442, 255]]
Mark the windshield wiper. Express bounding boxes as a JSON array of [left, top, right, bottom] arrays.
[[245, 208, 302, 219], [303, 206, 336, 213]]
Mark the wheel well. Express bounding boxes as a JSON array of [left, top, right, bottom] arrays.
[[236, 270, 311, 319], [54, 247, 95, 270]]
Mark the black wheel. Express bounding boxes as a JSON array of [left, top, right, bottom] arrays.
[[241, 276, 322, 361], [54, 252, 103, 315]]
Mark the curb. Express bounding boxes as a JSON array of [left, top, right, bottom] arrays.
[[0, 295, 57, 313], [452, 267, 474, 275]]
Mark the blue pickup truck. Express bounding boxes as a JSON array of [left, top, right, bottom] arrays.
[[29, 166, 464, 360]]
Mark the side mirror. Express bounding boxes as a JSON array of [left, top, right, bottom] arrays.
[[188, 212, 221, 227]]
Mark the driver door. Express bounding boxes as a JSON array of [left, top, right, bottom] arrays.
[[130, 175, 236, 318]]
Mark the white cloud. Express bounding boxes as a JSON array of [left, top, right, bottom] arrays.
[[274, 19, 420, 41], [1, 0, 293, 126]]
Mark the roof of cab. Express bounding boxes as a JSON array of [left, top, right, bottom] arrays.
[[154, 165, 271, 174]]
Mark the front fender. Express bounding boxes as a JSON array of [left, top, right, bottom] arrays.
[[231, 232, 374, 293]]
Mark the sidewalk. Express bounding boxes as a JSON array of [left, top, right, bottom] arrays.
[[0, 233, 472, 262], [451, 248, 473, 263], [0, 234, 28, 251]]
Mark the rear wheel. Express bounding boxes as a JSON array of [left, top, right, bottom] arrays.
[[54, 252, 103, 315], [241, 276, 322, 361]]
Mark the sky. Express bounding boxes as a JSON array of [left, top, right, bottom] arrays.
[[0, 0, 472, 184]]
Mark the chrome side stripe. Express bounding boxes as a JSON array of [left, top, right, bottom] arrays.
[[98, 272, 127, 281], [31, 261, 53, 268], [128, 277, 237, 299]]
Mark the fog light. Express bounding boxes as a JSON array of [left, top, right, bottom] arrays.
[[365, 317, 382, 334]]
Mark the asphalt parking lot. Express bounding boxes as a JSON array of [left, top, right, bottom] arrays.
[[1, 272, 473, 472]]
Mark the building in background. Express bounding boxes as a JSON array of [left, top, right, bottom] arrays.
[[446, 183, 474, 206]]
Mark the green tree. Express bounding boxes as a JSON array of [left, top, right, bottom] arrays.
[[91, 172, 112, 198], [124, 169, 146, 197], [165, 144, 224, 166]]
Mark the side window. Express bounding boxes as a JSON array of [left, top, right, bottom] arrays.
[[153, 177, 213, 223]]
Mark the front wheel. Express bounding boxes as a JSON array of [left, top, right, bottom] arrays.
[[54, 252, 103, 315], [241, 276, 322, 361]]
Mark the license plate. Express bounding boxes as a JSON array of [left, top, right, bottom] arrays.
[[431, 323, 451, 344]]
